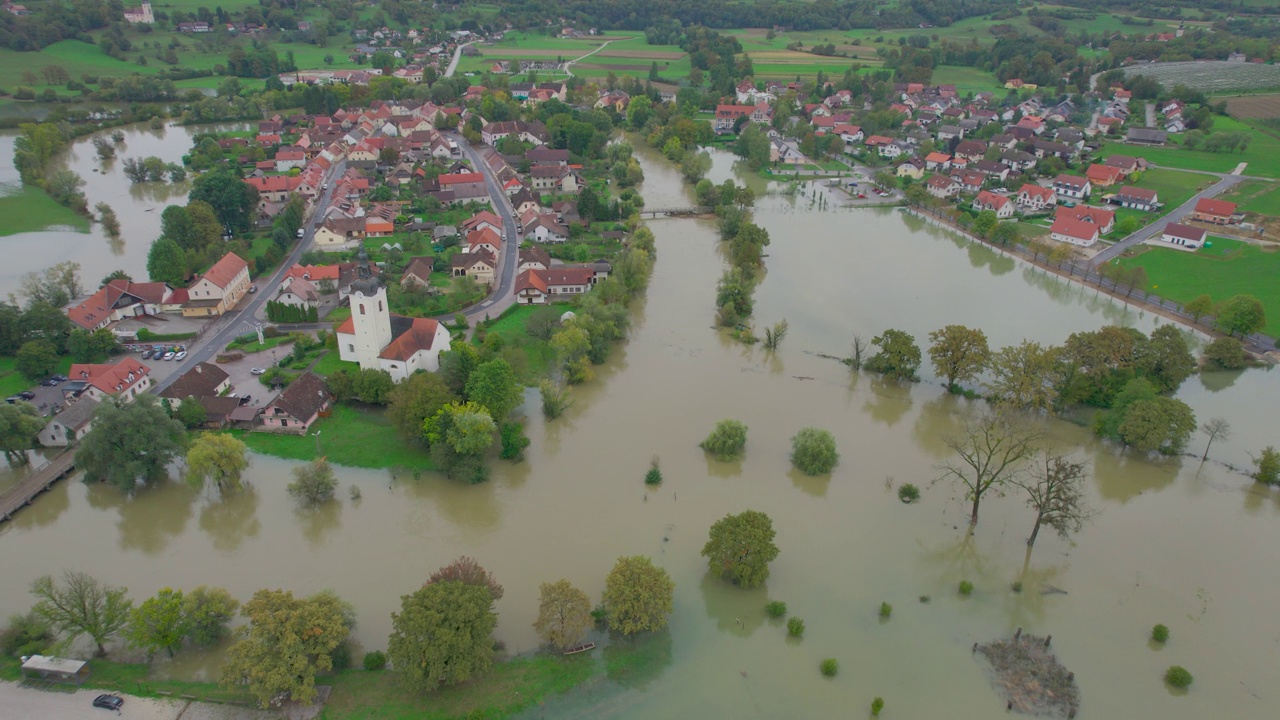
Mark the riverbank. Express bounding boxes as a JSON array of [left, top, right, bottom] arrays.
[[0, 184, 90, 236], [234, 404, 437, 472]]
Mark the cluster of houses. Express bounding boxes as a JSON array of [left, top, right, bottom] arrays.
[[65, 252, 252, 331]]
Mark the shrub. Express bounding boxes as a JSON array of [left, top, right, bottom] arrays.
[[790, 427, 839, 475], [765, 601, 787, 618], [700, 419, 748, 461], [1165, 665, 1192, 689], [879, 602, 892, 619], [871, 697, 885, 716], [897, 483, 920, 503], [1251, 446, 1280, 485], [362, 650, 387, 671], [820, 658, 839, 677], [1, 612, 53, 657], [787, 617, 805, 637], [330, 641, 352, 670], [958, 580, 974, 596], [1151, 624, 1169, 643], [644, 456, 663, 485], [1011, 581, 1023, 593], [918, 595, 930, 603]]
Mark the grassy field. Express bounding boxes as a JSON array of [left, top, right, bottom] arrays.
[[0, 656, 253, 705], [931, 65, 1002, 96], [477, 304, 555, 383], [236, 402, 436, 470], [1117, 237, 1280, 331], [0, 185, 91, 235], [1135, 167, 1216, 210], [1222, 179, 1280, 215], [1097, 117, 1280, 179]]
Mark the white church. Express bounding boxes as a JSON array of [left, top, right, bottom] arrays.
[[335, 251, 451, 382]]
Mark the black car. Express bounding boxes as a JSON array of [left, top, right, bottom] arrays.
[[18, 390, 36, 400], [40, 378, 59, 387], [51, 374, 67, 382], [92, 694, 123, 710]]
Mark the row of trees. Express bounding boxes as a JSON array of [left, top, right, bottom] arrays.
[[265, 300, 319, 323]]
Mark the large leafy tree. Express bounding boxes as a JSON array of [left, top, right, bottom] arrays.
[[1138, 325, 1196, 393], [190, 167, 259, 234], [865, 328, 922, 381], [147, 237, 188, 286], [30, 571, 132, 657], [700, 419, 748, 461], [927, 325, 990, 391], [186, 433, 250, 493], [533, 579, 592, 651], [0, 401, 45, 464], [1215, 294, 1265, 338], [220, 589, 352, 708], [701, 510, 780, 588], [76, 395, 187, 491], [427, 556, 504, 603], [387, 581, 498, 693], [125, 588, 187, 659], [67, 327, 119, 363], [426, 401, 496, 482], [465, 358, 523, 422], [183, 586, 240, 647], [15, 339, 58, 381], [387, 371, 457, 443], [986, 341, 1063, 413], [287, 458, 337, 505], [1117, 398, 1196, 455], [602, 556, 675, 635]]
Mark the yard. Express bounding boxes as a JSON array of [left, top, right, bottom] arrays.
[[1096, 117, 1280, 179], [0, 184, 91, 236], [476, 304, 557, 383], [1134, 167, 1215, 210], [1116, 237, 1280, 331], [1223, 179, 1280, 216], [236, 403, 436, 470]]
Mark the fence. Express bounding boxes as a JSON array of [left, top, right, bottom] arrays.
[[902, 205, 1278, 356]]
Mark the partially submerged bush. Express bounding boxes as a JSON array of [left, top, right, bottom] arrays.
[[765, 601, 787, 618], [897, 483, 920, 503], [959, 580, 974, 596], [1151, 624, 1169, 644], [879, 602, 892, 619], [1165, 665, 1193, 689], [820, 658, 839, 677], [787, 616, 805, 637]]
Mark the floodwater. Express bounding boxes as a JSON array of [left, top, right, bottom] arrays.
[[0, 122, 245, 298], [2, 138, 1279, 719]]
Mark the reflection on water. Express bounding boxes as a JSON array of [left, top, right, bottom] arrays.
[[0, 143, 1277, 719]]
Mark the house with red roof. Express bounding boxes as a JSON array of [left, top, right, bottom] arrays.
[[714, 104, 757, 134], [1015, 184, 1056, 212], [924, 152, 952, 171], [66, 280, 173, 331], [1156, 222, 1207, 250], [461, 211, 504, 238], [925, 175, 958, 199], [1052, 174, 1091, 200], [274, 147, 307, 172], [1055, 205, 1114, 235], [181, 253, 251, 317], [67, 357, 152, 402], [1192, 198, 1238, 225], [515, 267, 596, 304], [244, 175, 302, 204], [1049, 215, 1100, 248], [972, 191, 1014, 218], [1085, 164, 1123, 188]]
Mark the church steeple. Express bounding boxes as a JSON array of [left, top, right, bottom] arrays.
[[350, 248, 384, 296]]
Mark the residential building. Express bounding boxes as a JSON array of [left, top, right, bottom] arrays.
[[1192, 198, 1238, 225], [1085, 164, 1123, 188], [924, 152, 952, 171], [896, 158, 925, 179], [514, 267, 596, 304], [1156, 222, 1207, 249], [714, 104, 756, 133], [261, 371, 331, 432], [1126, 128, 1168, 146], [37, 397, 99, 447], [972, 191, 1014, 218], [1052, 174, 1091, 200], [400, 256, 435, 289], [1056, 205, 1114, 234], [925, 175, 958, 199], [67, 358, 152, 402], [1049, 216, 1099, 247], [159, 363, 231, 402], [1112, 186, 1159, 212], [66, 280, 172, 331], [181, 253, 251, 317], [1015, 184, 1056, 212]]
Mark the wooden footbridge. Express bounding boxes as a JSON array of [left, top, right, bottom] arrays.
[[0, 452, 76, 524], [638, 206, 711, 218]]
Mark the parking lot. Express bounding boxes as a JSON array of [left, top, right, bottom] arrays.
[[0, 683, 273, 720]]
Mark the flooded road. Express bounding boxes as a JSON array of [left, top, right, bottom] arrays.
[[1, 140, 1278, 719]]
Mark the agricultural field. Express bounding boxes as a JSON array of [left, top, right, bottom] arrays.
[[1222, 179, 1280, 216], [931, 65, 1002, 95], [1097, 116, 1280, 180], [1222, 94, 1280, 119], [1118, 237, 1280, 331], [1123, 61, 1280, 95]]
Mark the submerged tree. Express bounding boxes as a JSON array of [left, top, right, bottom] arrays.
[[388, 581, 497, 693], [76, 395, 186, 491], [126, 588, 187, 659], [927, 325, 990, 391], [1011, 453, 1094, 548], [30, 571, 132, 657], [701, 510, 781, 588], [602, 556, 675, 635], [287, 458, 337, 505], [426, 556, 504, 605], [1199, 417, 1231, 462], [533, 579, 592, 651], [185, 434, 250, 493], [940, 412, 1040, 529], [700, 419, 748, 461]]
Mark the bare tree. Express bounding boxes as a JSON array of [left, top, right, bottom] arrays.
[[1199, 417, 1231, 462], [1011, 453, 1094, 548], [940, 412, 1040, 529], [848, 334, 867, 370]]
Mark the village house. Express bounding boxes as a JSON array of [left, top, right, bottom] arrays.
[[431, 172, 492, 206], [1192, 198, 1238, 225], [1155, 222, 1207, 250], [1104, 155, 1144, 176], [924, 152, 952, 171], [400, 256, 435, 289], [66, 280, 172, 331], [461, 210, 504, 238], [953, 139, 987, 164], [314, 217, 366, 252], [925, 175, 958, 199], [274, 147, 307, 172], [67, 358, 152, 402], [466, 227, 502, 257], [480, 120, 549, 146], [1085, 164, 1123, 188], [260, 371, 331, 432], [896, 157, 925, 179], [451, 251, 497, 286], [523, 213, 570, 243], [180, 253, 251, 317], [37, 397, 99, 447], [1052, 174, 1091, 200], [972, 191, 1014, 218], [1057, 205, 1115, 234], [1015, 184, 1056, 212], [517, 247, 551, 273], [1049, 215, 1099, 248], [972, 160, 1010, 183], [514, 267, 596, 304], [244, 175, 302, 205], [1112, 186, 1159, 212], [714, 104, 757, 134], [159, 362, 231, 403]]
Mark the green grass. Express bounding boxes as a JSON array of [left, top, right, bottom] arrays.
[[318, 655, 596, 720], [1098, 117, 1280, 179], [931, 65, 1001, 96], [0, 185, 91, 235], [0, 656, 251, 705], [236, 403, 435, 470], [1223, 179, 1280, 216], [1135, 167, 1216, 210], [477, 305, 555, 383], [226, 334, 294, 353], [1117, 238, 1280, 331], [0, 355, 74, 396], [311, 348, 359, 377]]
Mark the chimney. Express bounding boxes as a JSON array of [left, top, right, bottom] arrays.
[[196, 365, 202, 374]]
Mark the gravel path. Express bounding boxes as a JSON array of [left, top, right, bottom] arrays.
[[0, 682, 275, 720]]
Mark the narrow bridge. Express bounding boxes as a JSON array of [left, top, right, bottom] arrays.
[[0, 452, 76, 523], [638, 206, 712, 218]]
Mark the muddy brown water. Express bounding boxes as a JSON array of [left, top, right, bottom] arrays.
[[1, 137, 1278, 718]]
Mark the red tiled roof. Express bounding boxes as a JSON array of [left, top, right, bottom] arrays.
[[462, 211, 503, 230], [439, 172, 484, 185], [244, 175, 302, 193], [1195, 197, 1237, 217], [286, 264, 341, 282], [1018, 183, 1054, 200], [200, 253, 248, 290], [66, 280, 171, 330], [1085, 164, 1122, 184], [379, 317, 442, 361], [1054, 174, 1089, 189], [70, 357, 151, 395], [1050, 216, 1099, 243], [467, 227, 501, 248]]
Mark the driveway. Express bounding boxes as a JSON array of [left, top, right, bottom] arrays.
[[0, 682, 272, 720]]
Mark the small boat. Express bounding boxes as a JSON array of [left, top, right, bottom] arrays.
[[563, 642, 596, 655]]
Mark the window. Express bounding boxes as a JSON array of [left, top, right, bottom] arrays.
[[378, 300, 383, 312], [359, 303, 365, 315], [348, 344, 354, 352]]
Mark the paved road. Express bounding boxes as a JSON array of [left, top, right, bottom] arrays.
[[447, 133, 521, 323], [151, 161, 348, 395], [444, 42, 471, 78], [1145, 102, 1155, 128], [563, 39, 616, 79], [1091, 172, 1243, 265], [0, 682, 272, 720]]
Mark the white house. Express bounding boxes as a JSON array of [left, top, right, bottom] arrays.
[[334, 253, 451, 382], [37, 397, 99, 447], [1154, 222, 1206, 250]]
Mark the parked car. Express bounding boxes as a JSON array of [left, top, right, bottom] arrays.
[[248, 285, 257, 293], [18, 391, 36, 400], [4, 396, 19, 404], [141, 349, 154, 359], [92, 694, 123, 710], [51, 374, 67, 382], [40, 378, 59, 387], [163, 351, 176, 361], [175, 351, 187, 361], [239, 395, 251, 406], [250, 367, 266, 375]]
